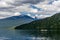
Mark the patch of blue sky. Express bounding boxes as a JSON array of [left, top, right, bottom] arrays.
[[48, 0, 58, 4], [29, 5, 44, 11], [48, 1, 54, 4]]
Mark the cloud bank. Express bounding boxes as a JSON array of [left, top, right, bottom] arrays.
[[0, 0, 60, 19]]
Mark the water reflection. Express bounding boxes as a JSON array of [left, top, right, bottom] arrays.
[[0, 29, 59, 40], [15, 30, 59, 40]]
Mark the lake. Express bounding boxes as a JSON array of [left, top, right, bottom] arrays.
[[0, 29, 59, 40]]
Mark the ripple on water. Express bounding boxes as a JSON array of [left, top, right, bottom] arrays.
[[25, 37, 54, 40], [0, 37, 10, 40]]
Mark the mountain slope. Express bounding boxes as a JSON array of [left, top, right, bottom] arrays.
[[0, 15, 34, 28], [15, 13, 60, 31], [1, 15, 34, 20]]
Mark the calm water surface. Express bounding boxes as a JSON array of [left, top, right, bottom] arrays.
[[0, 29, 59, 40]]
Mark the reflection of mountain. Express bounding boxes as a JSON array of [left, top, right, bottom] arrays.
[[0, 15, 35, 28], [15, 13, 60, 31]]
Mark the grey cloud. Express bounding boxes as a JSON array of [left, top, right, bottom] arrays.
[[21, 0, 44, 4], [11, 0, 45, 6], [0, 0, 59, 19], [0, 7, 15, 12], [0, 0, 45, 13]]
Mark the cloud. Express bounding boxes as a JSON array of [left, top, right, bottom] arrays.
[[0, 4, 38, 19], [0, 11, 22, 19], [35, 0, 60, 13], [30, 9, 38, 13], [14, 12, 21, 16], [27, 0, 60, 18], [0, 0, 44, 7], [0, 1, 11, 7], [21, 0, 44, 4], [14, 4, 39, 13], [2, 0, 15, 3], [52, 0, 60, 7], [0, 0, 43, 19], [35, 14, 52, 19], [0, 11, 13, 19], [0, 0, 60, 19], [27, 14, 31, 16]]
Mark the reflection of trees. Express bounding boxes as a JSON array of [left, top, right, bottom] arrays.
[[15, 13, 60, 40]]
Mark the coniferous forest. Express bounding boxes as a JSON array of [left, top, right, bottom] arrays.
[[15, 13, 60, 33]]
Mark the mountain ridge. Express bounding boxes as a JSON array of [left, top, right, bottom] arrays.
[[0, 15, 35, 20], [15, 13, 60, 31], [0, 15, 35, 28]]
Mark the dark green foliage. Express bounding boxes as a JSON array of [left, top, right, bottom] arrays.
[[15, 13, 60, 32]]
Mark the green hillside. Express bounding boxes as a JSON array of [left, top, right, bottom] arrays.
[[15, 13, 60, 31]]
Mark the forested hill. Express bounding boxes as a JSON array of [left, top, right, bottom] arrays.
[[15, 13, 60, 30]]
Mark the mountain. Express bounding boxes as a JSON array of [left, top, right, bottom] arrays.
[[15, 13, 60, 31], [2, 15, 34, 20], [0, 15, 35, 28]]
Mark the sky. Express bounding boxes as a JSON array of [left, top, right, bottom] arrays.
[[0, 0, 60, 19]]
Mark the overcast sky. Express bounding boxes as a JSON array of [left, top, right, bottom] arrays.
[[0, 0, 60, 19]]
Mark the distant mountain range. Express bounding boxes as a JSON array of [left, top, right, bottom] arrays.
[[2, 15, 34, 20], [15, 13, 60, 31], [0, 15, 35, 28]]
